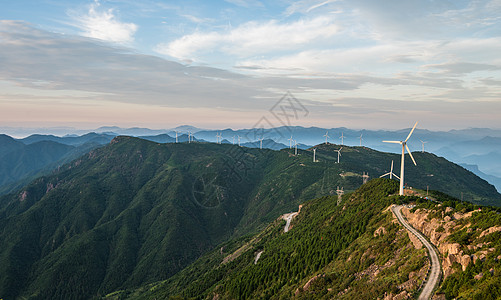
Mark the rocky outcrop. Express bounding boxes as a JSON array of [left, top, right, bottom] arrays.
[[295, 274, 325, 295], [400, 207, 494, 279]]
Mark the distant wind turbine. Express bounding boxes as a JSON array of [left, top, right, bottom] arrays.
[[313, 148, 317, 162], [238, 135, 241, 147], [383, 122, 418, 196], [294, 140, 298, 156], [232, 135, 235, 145], [379, 160, 400, 180], [359, 134, 363, 146], [324, 131, 329, 144], [188, 131, 192, 143], [259, 138, 264, 149], [335, 147, 342, 163], [288, 135, 293, 149], [340, 132, 345, 145], [420, 140, 428, 153], [175, 131, 179, 143]]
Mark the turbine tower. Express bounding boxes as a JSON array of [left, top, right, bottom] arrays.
[[232, 135, 235, 145], [313, 148, 317, 162], [259, 138, 264, 149], [238, 135, 241, 147], [215, 132, 220, 144], [336, 186, 344, 205], [175, 131, 179, 143], [294, 140, 298, 156], [288, 135, 293, 149], [340, 132, 345, 145], [335, 147, 342, 163], [383, 122, 418, 196], [324, 131, 330, 144], [188, 131, 192, 143], [359, 134, 363, 146], [379, 160, 400, 180], [420, 140, 428, 153]]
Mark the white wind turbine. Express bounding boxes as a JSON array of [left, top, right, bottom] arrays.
[[359, 134, 363, 146], [313, 148, 317, 162], [232, 135, 235, 145], [175, 131, 179, 143], [324, 131, 330, 144], [288, 135, 293, 149], [259, 138, 264, 149], [335, 147, 342, 163], [215, 132, 220, 144], [294, 140, 298, 156], [238, 135, 241, 147], [383, 122, 418, 196], [379, 160, 400, 180], [340, 132, 345, 145], [188, 131, 192, 143], [420, 140, 428, 153]]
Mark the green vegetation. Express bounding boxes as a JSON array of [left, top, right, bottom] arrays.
[[0, 137, 500, 299], [115, 179, 428, 299], [411, 192, 501, 299]]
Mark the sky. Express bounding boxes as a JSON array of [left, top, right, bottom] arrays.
[[1, 0, 501, 132]]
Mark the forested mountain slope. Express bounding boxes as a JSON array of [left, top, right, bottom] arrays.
[[0, 137, 499, 299]]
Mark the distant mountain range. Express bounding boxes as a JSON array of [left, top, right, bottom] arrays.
[[1, 125, 499, 192]]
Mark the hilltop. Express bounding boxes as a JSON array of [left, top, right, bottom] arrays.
[[0, 137, 499, 299]]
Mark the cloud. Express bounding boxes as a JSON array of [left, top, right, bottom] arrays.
[[70, 0, 138, 44], [224, 0, 264, 8], [425, 62, 501, 75], [155, 16, 339, 60]]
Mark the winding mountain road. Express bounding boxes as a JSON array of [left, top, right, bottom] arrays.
[[391, 205, 441, 300], [283, 212, 298, 232]]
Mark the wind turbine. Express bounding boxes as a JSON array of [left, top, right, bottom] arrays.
[[294, 140, 298, 156], [175, 131, 179, 143], [359, 134, 363, 146], [215, 132, 220, 144], [420, 140, 428, 153], [259, 138, 264, 149], [335, 147, 342, 163], [288, 135, 293, 149], [232, 135, 235, 145], [383, 121, 418, 196], [340, 132, 345, 145], [188, 131, 192, 143], [313, 148, 317, 162], [324, 131, 329, 144], [238, 135, 241, 147], [379, 160, 400, 180]]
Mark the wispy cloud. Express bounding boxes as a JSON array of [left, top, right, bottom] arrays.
[[69, 0, 138, 44], [224, 0, 264, 8], [155, 16, 339, 60]]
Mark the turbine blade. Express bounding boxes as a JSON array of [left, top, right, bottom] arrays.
[[406, 145, 417, 166], [405, 121, 418, 142], [383, 140, 401, 144], [380, 173, 390, 178], [393, 173, 400, 180]]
